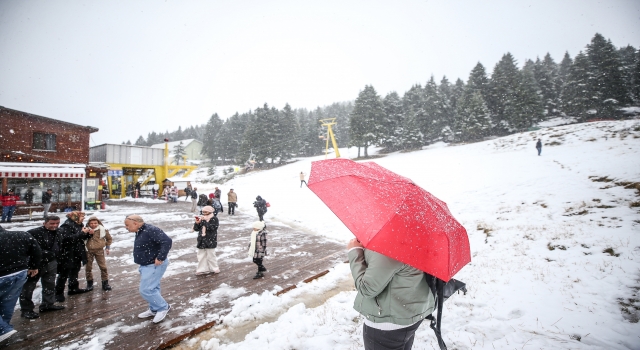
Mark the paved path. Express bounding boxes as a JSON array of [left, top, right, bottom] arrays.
[[3, 200, 345, 349]]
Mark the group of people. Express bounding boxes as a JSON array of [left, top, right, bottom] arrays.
[[0, 211, 113, 343], [188, 186, 238, 216], [1, 188, 55, 223]]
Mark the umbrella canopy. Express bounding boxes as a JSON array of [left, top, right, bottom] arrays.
[[308, 158, 470, 281]]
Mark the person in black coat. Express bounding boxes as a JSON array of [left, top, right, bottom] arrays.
[[253, 196, 267, 221], [54, 211, 93, 301], [19, 216, 65, 319], [536, 139, 542, 156], [193, 206, 220, 275], [0, 226, 41, 342]]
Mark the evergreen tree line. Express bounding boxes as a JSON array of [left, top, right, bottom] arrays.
[[350, 33, 640, 155], [127, 102, 353, 166], [127, 33, 639, 162]]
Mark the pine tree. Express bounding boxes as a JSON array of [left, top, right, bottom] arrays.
[[509, 63, 544, 130], [488, 53, 520, 133], [438, 76, 456, 142], [349, 85, 385, 157], [534, 54, 559, 117], [172, 141, 186, 164], [618, 45, 637, 104], [419, 76, 441, 143], [134, 136, 146, 146], [587, 33, 631, 115], [563, 51, 594, 120], [634, 50, 640, 103], [456, 90, 491, 141], [275, 103, 301, 161], [557, 52, 573, 114], [381, 91, 404, 150], [467, 62, 490, 101], [201, 113, 223, 162]]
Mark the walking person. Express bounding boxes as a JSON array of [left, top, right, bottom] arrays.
[[536, 139, 542, 156], [184, 184, 192, 202], [42, 189, 53, 218], [347, 238, 435, 350], [190, 188, 199, 213], [19, 216, 65, 320], [84, 216, 113, 291], [214, 187, 221, 199], [55, 211, 92, 301], [253, 196, 268, 221], [248, 221, 267, 279], [300, 172, 307, 188], [0, 189, 19, 223], [193, 206, 220, 275], [0, 225, 41, 343], [227, 189, 237, 215], [211, 197, 223, 216], [125, 215, 172, 324], [197, 193, 209, 214]]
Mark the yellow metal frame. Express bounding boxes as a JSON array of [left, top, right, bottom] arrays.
[[105, 142, 196, 199], [320, 118, 340, 159]]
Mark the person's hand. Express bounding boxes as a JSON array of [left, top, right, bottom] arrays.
[[27, 269, 38, 277], [154, 258, 163, 266], [347, 238, 364, 250], [195, 216, 201, 223]]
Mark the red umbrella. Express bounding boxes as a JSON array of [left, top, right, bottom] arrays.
[[308, 158, 470, 282]]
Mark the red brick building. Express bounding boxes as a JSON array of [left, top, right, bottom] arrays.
[[0, 106, 104, 217]]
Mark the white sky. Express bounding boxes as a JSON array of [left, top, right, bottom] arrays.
[[1, 0, 639, 145]]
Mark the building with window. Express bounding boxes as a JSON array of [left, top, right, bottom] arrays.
[[0, 106, 103, 216], [151, 139, 204, 162]]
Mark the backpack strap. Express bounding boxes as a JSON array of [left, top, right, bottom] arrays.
[[426, 279, 448, 350]]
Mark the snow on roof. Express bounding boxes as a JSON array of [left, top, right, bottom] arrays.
[[150, 139, 203, 149]]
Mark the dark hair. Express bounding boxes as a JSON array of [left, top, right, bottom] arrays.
[[44, 216, 60, 223]]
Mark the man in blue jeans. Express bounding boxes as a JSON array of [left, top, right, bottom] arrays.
[[124, 215, 173, 324], [0, 226, 42, 343]]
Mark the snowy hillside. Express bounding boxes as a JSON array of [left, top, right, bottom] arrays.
[[187, 120, 640, 350]]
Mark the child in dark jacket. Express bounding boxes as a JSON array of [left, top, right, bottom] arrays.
[[248, 221, 267, 279]]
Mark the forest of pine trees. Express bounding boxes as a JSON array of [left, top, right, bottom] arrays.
[[127, 33, 639, 165]]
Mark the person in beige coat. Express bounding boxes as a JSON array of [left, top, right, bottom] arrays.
[[227, 189, 237, 215], [84, 216, 113, 291]]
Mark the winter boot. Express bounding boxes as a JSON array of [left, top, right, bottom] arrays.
[[252, 271, 264, 279], [67, 280, 89, 295], [258, 266, 267, 272], [55, 293, 65, 302], [102, 280, 112, 291], [86, 280, 94, 291]]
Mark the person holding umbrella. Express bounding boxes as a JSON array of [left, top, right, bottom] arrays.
[[347, 238, 434, 349]]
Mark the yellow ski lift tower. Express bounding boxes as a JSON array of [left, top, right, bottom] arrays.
[[320, 118, 340, 159]]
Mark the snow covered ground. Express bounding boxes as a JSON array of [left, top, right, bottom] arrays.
[[183, 120, 640, 349]]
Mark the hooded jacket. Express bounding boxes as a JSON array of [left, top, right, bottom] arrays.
[[253, 196, 267, 213], [85, 216, 113, 251]]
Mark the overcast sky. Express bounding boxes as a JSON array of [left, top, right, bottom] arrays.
[[1, 0, 639, 145]]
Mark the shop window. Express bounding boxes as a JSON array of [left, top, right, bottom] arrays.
[[33, 133, 57, 151]]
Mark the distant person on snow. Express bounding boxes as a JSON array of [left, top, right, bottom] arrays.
[[190, 188, 199, 213], [214, 187, 222, 199], [184, 184, 192, 202], [193, 206, 220, 275], [211, 197, 223, 216], [347, 238, 435, 350], [248, 221, 267, 279], [197, 193, 209, 214], [300, 172, 307, 188], [253, 196, 268, 221], [227, 189, 237, 215], [125, 215, 172, 324], [536, 139, 542, 156], [84, 216, 113, 291]]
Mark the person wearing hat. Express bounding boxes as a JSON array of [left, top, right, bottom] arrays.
[[193, 206, 220, 275], [227, 189, 237, 215], [248, 221, 268, 279], [84, 216, 113, 291], [0, 189, 19, 223], [253, 196, 268, 221]]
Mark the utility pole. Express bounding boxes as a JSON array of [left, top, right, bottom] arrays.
[[320, 118, 340, 159]]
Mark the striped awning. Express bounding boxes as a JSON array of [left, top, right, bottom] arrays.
[[0, 166, 85, 179]]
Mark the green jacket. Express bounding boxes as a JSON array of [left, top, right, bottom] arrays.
[[348, 248, 435, 325]]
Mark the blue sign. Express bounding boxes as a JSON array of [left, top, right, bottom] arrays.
[[108, 170, 123, 176]]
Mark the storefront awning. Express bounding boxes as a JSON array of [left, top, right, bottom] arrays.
[[0, 166, 85, 179]]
